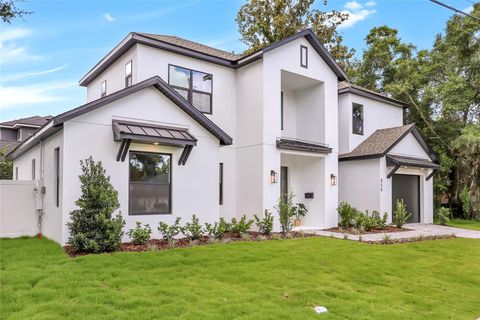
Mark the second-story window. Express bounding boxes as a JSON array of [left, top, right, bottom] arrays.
[[168, 65, 212, 114], [125, 61, 132, 88], [300, 45, 308, 68], [101, 80, 107, 97], [352, 103, 364, 135]]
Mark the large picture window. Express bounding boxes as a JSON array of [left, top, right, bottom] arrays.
[[168, 64, 212, 114], [352, 103, 364, 135], [129, 151, 171, 215]]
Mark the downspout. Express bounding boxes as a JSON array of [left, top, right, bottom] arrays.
[[36, 140, 46, 238]]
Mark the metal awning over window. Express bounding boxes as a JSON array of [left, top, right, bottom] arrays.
[[276, 138, 332, 154], [386, 154, 440, 180], [112, 120, 197, 165]]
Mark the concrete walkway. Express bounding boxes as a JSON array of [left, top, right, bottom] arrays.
[[302, 224, 480, 242]]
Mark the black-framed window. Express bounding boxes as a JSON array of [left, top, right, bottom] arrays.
[[125, 61, 132, 88], [54, 147, 60, 207], [101, 80, 107, 97], [219, 163, 224, 205], [300, 45, 308, 68], [352, 103, 364, 135], [129, 151, 171, 215], [168, 64, 212, 114], [15, 167, 18, 180], [281, 91, 284, 130], [31, 158, 36, 180]]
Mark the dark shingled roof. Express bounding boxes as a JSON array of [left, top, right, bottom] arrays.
[[0, 115, 52, 127], [340, 125, 415, 160], [137, 33, 241, 61], [0, 140, 21, 152]]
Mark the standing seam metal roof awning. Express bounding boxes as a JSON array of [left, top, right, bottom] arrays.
[[276, 138, 332, 154], [112, 120, 197, 165], [386, 154, 440, 180]]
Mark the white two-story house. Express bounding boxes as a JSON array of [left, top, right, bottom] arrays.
[[7, 29, 439, 244]]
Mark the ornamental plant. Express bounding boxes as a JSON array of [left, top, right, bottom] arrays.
[[230, 215, 254, 235], [181, 215, 204, 240], [67, 157, 125, 253], [158, 217, 182, 242], [254, 209, 274, 235], [435, 207, 451, 226], [393, 199, 411, 228], [127, 222, 152, 245], [337, 201, 358, 228], [275, 192, 296, 233]]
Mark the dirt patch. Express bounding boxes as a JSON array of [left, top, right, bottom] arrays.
[[325, 226, 411, 234]]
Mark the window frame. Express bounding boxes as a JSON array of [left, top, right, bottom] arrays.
[[15, 167, 18, 180], [125, 61, 132, 88], [31, 158, 36, 180], [300, 45, 308, 68], [352, 103, 364, 135], [101, 80, 107, 97], [128, 151, 172, 216], [168, 64, 213, 114], [281, 91, 284, 130], [54, 147, 60, 207], [219, 163, 224, 205]]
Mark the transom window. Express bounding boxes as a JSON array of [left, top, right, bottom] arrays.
[[101, 80, 107, 97], [352, 103, 364, 135], [300, 45, 308, 68], [168, 64, 212, 114], [129, 151, 171, 215], [125, 61, 132, 88]]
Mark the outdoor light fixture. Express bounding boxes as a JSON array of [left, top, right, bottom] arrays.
[[270, 170, 278, 183], [330, 174, 337, 186]]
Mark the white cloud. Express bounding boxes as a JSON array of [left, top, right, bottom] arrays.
[[339, 9, 376, 29], [463, 6, 473, 13], [344, 1, 363, 11], [104, 13, 115, 22], [0, 27, 32, 46], [0, 81, 76, 109], [1, 64, 69, 82], [366, 1, 377, 7], [0, 27, 42, 66]]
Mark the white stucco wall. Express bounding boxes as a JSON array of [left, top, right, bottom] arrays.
[[62, 87, 221, 244], [338, 92, 404, 153], [390, 132, 430, 159]]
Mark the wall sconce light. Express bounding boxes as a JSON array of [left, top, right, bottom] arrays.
[[270, 170, 278, 184], [330, 174, 337, 186]]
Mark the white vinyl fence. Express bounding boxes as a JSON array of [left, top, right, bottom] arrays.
[[0, 180, 37, 238]]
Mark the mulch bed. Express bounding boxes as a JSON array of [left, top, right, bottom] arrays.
[[325, 226, 410, 234], [64, 231, 315, 257]]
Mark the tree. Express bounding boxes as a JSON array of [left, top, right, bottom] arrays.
[[0, 146, 13, 180], [0, 0, 31, 23], [67, 157, 125, 253], [236, 0, 355, 69]]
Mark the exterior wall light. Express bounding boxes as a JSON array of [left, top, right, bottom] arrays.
[[270, 170, 278, 183], [330, 174, 337, 186]]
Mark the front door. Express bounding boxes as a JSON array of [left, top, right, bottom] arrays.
[[392, 174, 420, 223], [280, 166, 288, 199]]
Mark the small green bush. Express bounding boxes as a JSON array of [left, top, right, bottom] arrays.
[[337, 202, 358, 228], [393, 199, 411, 228], [158, 217, 182, 241], [127, 222, 152, 245], [181, 215, 204, 240], [435, 207, 451, 225], [254, 209, 274, 235], [205, 217, 231, 239], [356, 210, 388, 231], [275, 192, 296, 233], [230, 215, 254, 235]]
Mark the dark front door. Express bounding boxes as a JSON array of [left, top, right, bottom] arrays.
[[392, 174, 420, 223], [280, 166, 288, 199]]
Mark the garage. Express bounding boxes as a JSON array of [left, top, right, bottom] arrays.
[[392, 174, 420, 223]]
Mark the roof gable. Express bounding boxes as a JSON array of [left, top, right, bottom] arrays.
[[338, 82, 408, 108]]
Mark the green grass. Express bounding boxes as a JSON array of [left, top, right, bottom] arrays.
[[446, 219, 480, 231], [1, 237, 479, 320]]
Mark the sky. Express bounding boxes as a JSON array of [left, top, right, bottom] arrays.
[[0, 0, 475, 121]]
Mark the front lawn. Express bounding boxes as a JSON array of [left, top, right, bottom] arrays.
[[446, 219, 480, 231], [1, 237, 479, 320]]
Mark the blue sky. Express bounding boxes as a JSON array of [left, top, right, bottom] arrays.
[[0, 0, 475, 121]]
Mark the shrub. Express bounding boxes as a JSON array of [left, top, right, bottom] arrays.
[[230, 215, 254, 234], [254, 209, 274, 235], [356, 210, 388, 231], [436, 207, 451, 226], [127, 222, 152, 245], [181, 214, 204, 240], [158, 217, 182, 241], [67, 157, 125, 253], [393, 199, 411, 228], [205, 218, 231, 239], [337, 202, 358, 228], [295, 203, 308, 220], [275, 192, 296, 233]]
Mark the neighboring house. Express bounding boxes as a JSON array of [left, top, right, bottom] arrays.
[[6, 29, 439, 244], [0, 116, 51, 153]]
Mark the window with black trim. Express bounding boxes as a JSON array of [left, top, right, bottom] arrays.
[[54, 147, 60, 207], [129, 151, 171, 215], [352, 103, 364, 135], [219, 163, 223, 205], [15, 167, 18, 180], [281, 91, 284, 130], [168, 65, 212, 114], [101, 80, 107, 97], [125, 61, 132, 88], [300, 45, 308, 68], [32, 158, 36, 180]]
